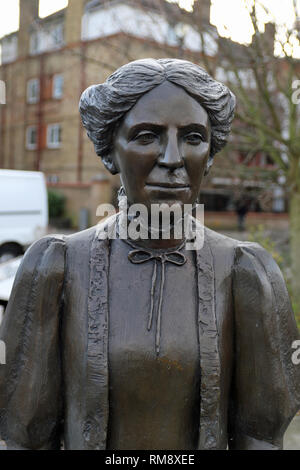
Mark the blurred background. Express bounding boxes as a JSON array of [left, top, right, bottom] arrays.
[[0, 0, 299, 449]]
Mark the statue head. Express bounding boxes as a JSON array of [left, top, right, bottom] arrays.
[[79, 59, 235, 207]]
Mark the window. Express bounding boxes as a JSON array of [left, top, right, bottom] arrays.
[[47, 174, 60, 184], [1, 34, 18, 64], [53, 74, 64, 99], [52, 24, 64, 47], [30, 32, 40, 55], [30, 22, 64, 56], [47, 124, 62, 149], [27, 78, 40, 104], [26, 126, 38, 150]]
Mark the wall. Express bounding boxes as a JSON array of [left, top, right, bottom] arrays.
[[1, 34, 18, 64], [81, 2, 217, 53]]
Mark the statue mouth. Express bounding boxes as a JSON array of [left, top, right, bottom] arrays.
[[145, 182, 190, 189]]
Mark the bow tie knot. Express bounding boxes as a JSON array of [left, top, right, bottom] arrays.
[[128, 248, 186, 266]]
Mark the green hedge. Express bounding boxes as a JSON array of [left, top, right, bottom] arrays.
[[48, 190, 66, 219]]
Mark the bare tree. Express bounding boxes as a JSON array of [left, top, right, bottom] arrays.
[[135, 0, 300, 312], [190, 0, 300, 311]]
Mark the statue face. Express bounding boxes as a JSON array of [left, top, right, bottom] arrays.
[[112, 81, 211, 209]]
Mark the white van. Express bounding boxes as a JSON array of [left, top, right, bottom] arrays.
[[0, 170, 48, 262], [0, 256, 23, 320]]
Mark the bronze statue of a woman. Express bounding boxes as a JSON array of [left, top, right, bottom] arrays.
[[0, 59, 299, 450]]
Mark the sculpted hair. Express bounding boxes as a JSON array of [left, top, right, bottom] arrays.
[[79, 58, 236, 173]]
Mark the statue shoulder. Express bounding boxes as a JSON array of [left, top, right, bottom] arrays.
[[233, 240, 285, 285], [204, 228, 283, 282], [17, 234, 66, 282], [232, 239, 293, 319], [3, 235, 67, 322]]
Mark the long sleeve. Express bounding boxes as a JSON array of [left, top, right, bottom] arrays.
[[0, 235, 66, 450], [229, 242, 300, 450]]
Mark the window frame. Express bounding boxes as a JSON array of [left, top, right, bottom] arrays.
[[47, 123, 62, 149], [26, 125, 38, 150], [52, 23, 64, 47], [52, 74, 64, 100], [27, 78, 40, 104]]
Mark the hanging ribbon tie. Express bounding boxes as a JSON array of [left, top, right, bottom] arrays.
[[126, 240, 187, 355]]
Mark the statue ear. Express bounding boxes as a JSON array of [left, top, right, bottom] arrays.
[[102, 154, 119, 175]]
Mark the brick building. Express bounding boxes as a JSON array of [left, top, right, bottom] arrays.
[[1, 0, 220, 224], [0, 0, 285, 225]]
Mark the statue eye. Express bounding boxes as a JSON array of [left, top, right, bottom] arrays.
[[184, 132, 203, 145], [133, 131, 157, 144]]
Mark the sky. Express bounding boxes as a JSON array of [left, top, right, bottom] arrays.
[[0, 0, 299, 46], [0, 0, 68, 37]]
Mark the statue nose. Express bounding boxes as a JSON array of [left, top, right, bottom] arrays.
[[158, 133, 183, 170]]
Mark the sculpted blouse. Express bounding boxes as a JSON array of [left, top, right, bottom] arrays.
[[0, 217, 299, 450]]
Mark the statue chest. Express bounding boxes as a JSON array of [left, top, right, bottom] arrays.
[[107, 239, 200, 449]]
